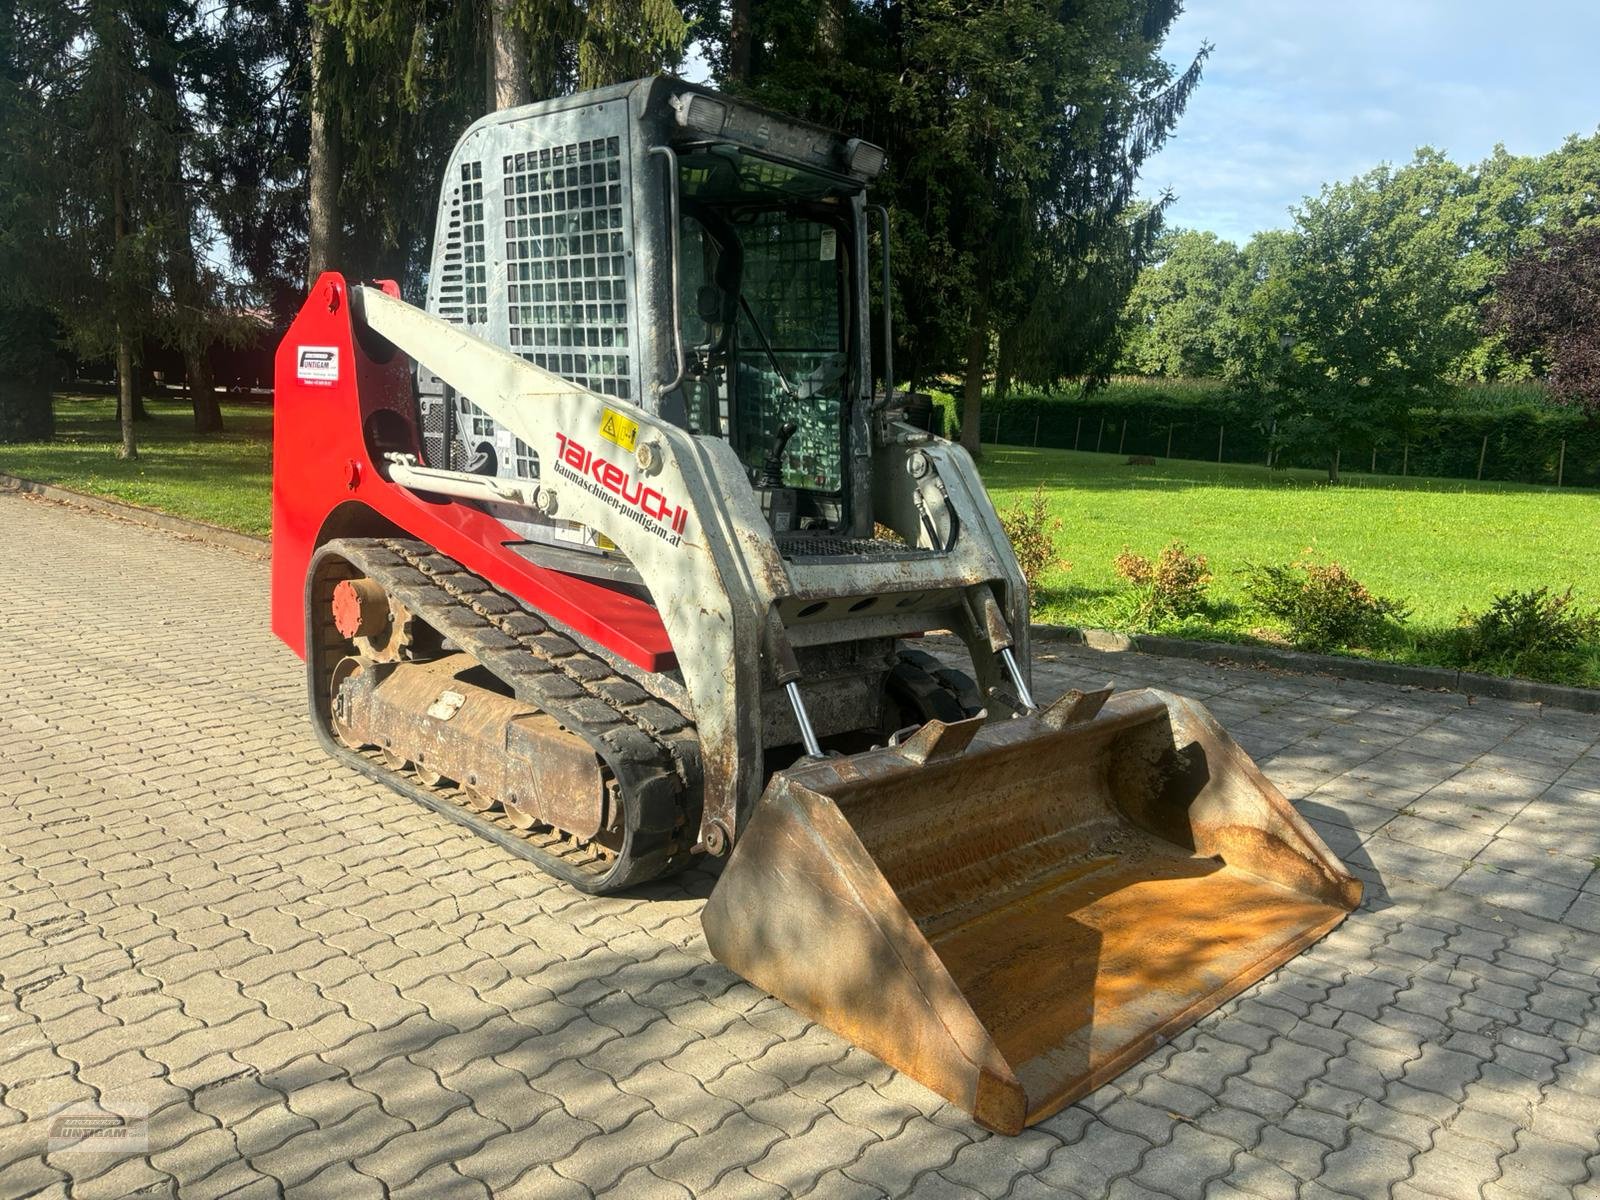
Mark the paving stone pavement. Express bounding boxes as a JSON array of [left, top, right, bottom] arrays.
[[3, 488, 1600, 1200]]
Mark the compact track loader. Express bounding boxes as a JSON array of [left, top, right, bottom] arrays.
[[271, 77, 1360, 1133]]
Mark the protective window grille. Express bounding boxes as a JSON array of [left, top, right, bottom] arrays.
[[740, 220, 841, 350], [460, 161, 488, 325], [735, 217, 845, 491], [513, 442, 539, 479], [440, 161, 491, 470], [465, 401, 494, 440], [502, 137, 632, 400]]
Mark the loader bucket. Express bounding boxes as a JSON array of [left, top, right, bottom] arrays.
[[701, 687, 1361, 1135]]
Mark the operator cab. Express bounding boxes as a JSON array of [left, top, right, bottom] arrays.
[[418, 77, 887, 548], [672, 146, 860, 532]]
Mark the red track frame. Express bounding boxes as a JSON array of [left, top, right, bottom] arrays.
[[270, 274, 676, 673]]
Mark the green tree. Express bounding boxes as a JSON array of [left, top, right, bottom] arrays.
[[1215, 228, 1296, 387], [1119, 229, 1243, 376], [695, 0, 1205, 456], [901, 1, 1206, 457], [13, 0, 186, 459], [0, 1, 71, 441], [308, 0, 687, 298], [199, 0, 312, 318], [5, 0, 256, 446], [132, 0, 243, 432], [310, 0, 484, 294], [1456, 134, 1600, 380], [1273, 151, 1479, 482]]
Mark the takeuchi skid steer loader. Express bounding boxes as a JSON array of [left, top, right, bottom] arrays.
[[271, 77, 1360, 1134]]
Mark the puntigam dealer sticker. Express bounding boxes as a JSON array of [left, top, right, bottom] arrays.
[[296, 345, 340, 386]]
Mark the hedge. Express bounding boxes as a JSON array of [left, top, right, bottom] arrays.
[[928, 382, 1600, 488]]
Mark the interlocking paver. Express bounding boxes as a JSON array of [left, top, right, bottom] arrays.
[[1133, 1122, 1240, 1199], [8, 491, 1600, 1197], [1256, 1124, 1334, 1181], [652, 1112, 785, 1193], [1499, 1130, 1593, 1190], [746, 1112, 878, 1193], [551, 1107, 693, 1192], [1033, 1121, 1149, 1197], [41, 1154, 172, 1200]]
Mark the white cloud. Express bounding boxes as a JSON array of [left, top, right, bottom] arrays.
[[1141, 0, 1600, 242]]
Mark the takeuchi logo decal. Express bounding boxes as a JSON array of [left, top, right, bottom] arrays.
[[553, 432, 689, 546]]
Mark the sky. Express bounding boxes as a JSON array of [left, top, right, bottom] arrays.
[[1141, 0, 1600, 244]]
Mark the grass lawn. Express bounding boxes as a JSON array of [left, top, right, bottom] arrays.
[[4, 394, 1595, 686], [982, 445, 1600, 687], [0, 393, 273, 536]]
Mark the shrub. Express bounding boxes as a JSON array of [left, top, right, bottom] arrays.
[[1113, 541, 1212, 621], [1242, 557, 1409, 651], [999, 484, 1068, 606], [1450, 587, 1600, 676]]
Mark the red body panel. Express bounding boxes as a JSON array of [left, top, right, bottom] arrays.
[[270, 274, 676, 672]]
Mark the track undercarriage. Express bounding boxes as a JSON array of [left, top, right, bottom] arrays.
[[307, 538, 700, 892], [306, 537, 978, 895]]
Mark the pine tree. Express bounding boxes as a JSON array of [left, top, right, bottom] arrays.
[[0, 1, 70, 442], [695, 0, 1206, 457], [306, 0, 687, 299]]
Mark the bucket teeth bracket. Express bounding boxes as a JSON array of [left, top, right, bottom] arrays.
[[1040, 684, 1114, 730], [895, 715, 984, 764]]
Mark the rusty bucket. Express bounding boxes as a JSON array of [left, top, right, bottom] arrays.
[[701, 688, 1361, 1135]]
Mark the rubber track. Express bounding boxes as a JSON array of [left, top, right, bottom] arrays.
[[307, 537, 702, 894]]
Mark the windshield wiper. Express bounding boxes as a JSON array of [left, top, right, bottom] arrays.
[[739, 294, 799, 400]]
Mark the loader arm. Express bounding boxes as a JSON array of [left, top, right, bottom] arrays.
[[348, 284, 1036, 846], [354, 285, 769, 839]]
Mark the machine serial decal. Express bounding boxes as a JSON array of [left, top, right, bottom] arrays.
[[598, 407, 639, 452], [295, 345, 340, 386], [553, 432, 689, 546]]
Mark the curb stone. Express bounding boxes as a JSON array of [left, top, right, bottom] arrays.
[[1032, 624, 1600, 715], [4, 469, 1593, 714]]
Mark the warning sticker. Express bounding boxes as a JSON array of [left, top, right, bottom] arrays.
[[819, 228, 837, 262], [598, 407, 639, 452], [295, 345, 340, 386]]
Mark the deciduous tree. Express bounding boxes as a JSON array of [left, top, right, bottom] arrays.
[[1120, 230, 1242, 377], [1273, 153, 1479, 482], [1487, 225, 1600, 415]]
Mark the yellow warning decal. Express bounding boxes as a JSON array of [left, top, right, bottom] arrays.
[[598, 407, 639, 452]]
